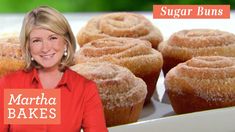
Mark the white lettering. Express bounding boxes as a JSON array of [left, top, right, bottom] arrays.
[[8, 94, 22, 105], [197, 6, 224, 16], [28, 108, 38, 119], [7, 93, 56, 105], [49, 108, 56, 119], [8, 108, 16, 119], [160, 6, 193, 18], [40, 108, 48, 119], [160, 6, 167, 16], [218, 9, 223, 16], [17, 108, 27, 119], [197, 6, 204, 16]]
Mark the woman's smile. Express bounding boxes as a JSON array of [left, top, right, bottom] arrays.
[[29, 28, 66, 70], [40, 53, 56, 59]]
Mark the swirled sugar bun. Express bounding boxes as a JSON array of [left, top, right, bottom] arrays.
[[77, 12, 163, 49], [165, 56, 235, 114], [0, 33, 25, 77], [158, 29, 235, 75], [71, 62, 147, 127], [74, 37, 163, 104]]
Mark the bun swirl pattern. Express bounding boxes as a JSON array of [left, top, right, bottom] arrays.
[[165, 56, 235, 114], [74, 37, 163, 103], [71, 62, 147, 126], [77, 12, 163, 49], [158, 29, 235, 75]]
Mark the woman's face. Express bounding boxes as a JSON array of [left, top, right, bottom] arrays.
[[29, 28, 66, 70]]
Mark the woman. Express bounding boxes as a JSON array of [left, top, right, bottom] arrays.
[[0, 6, 108, 132]]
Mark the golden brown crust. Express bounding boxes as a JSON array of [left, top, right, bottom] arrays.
[[165, 56, 235, 114], [71, 62, 147, 109], [75, 37, 163, 76], [0, 34, 25, 77], [104, 101, 144, 127], [158, 29, 235, 75], [74, 37, 163, 103], [71, 62, 147, 126], [77, 12, 163, 49]]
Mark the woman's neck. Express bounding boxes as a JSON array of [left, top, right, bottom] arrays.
[[38, 67, 64, 89], [39, 67, 61, 76]]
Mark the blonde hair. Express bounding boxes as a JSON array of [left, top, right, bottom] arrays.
[[20, 5, 76, 71]]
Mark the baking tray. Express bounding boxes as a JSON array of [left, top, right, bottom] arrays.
[[109, 106, 235, 132]]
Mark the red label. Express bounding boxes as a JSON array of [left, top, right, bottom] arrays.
[[4, 89, 61, 124], [153, 5, 230, 19]]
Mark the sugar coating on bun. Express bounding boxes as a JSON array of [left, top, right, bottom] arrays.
[[71, 62, 147, 109], [159, 29, 235, 61], [0, 34, 25, 76], [0, 33, 24, 59], [75, 37, 163, 76], [77, 12, 163, 49], [166, 56, 235, 102]]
